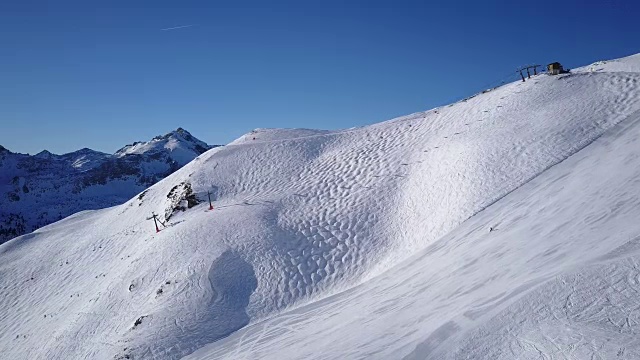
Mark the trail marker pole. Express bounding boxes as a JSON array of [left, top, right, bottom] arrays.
[[207, 191, 214, 210], [146, 212, 165, 233], [152, 213, 160, 233]]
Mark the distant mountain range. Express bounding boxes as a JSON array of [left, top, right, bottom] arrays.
[[0, 128, 214, 243]]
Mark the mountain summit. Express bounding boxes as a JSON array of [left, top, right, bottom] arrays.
[[115, 128, 211, 166], [0, 128, 213, 243]]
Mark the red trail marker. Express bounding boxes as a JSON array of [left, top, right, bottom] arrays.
[[146, 212, 165, 233], [207, 191, 214, 211]]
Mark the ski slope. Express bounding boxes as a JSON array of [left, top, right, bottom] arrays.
[[2, 53, 640, 359]]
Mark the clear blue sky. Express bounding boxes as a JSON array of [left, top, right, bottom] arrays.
[[1, 0, 638, 154]]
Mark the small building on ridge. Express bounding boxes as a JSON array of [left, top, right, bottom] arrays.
[[547, 62, 564, 75]]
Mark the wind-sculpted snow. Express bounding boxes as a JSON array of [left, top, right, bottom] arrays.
[[189, 81, 640, 360], [2, 54, 640, 359]]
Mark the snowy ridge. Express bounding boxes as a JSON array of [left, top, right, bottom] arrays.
[[2, 53, 640, 359], [0, 128, 213, 243], [115, 127, 211, 166]]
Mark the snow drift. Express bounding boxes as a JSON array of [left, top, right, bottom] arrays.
[[2, 54, 640, 359]]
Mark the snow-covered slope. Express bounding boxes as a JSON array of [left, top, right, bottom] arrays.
[[115, 128, 211, 166], [2, 53, 640, 360], [0, 128, 213, 243]]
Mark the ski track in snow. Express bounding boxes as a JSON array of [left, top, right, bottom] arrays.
[[2, 54, 640, 359]]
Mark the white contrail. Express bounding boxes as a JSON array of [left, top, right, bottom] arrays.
[[161, 24, 195, 31]]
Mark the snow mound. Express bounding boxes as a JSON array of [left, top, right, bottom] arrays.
[[2, 53, 640, 359], [228, 128, 334, 145], [580, 52, 640, 73]]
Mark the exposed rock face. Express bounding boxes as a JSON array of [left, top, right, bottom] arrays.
[[164, 182, 200, 221], [0, 128, 216, 243]]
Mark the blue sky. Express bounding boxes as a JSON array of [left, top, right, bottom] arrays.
[[1, 0, 638, 154]]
